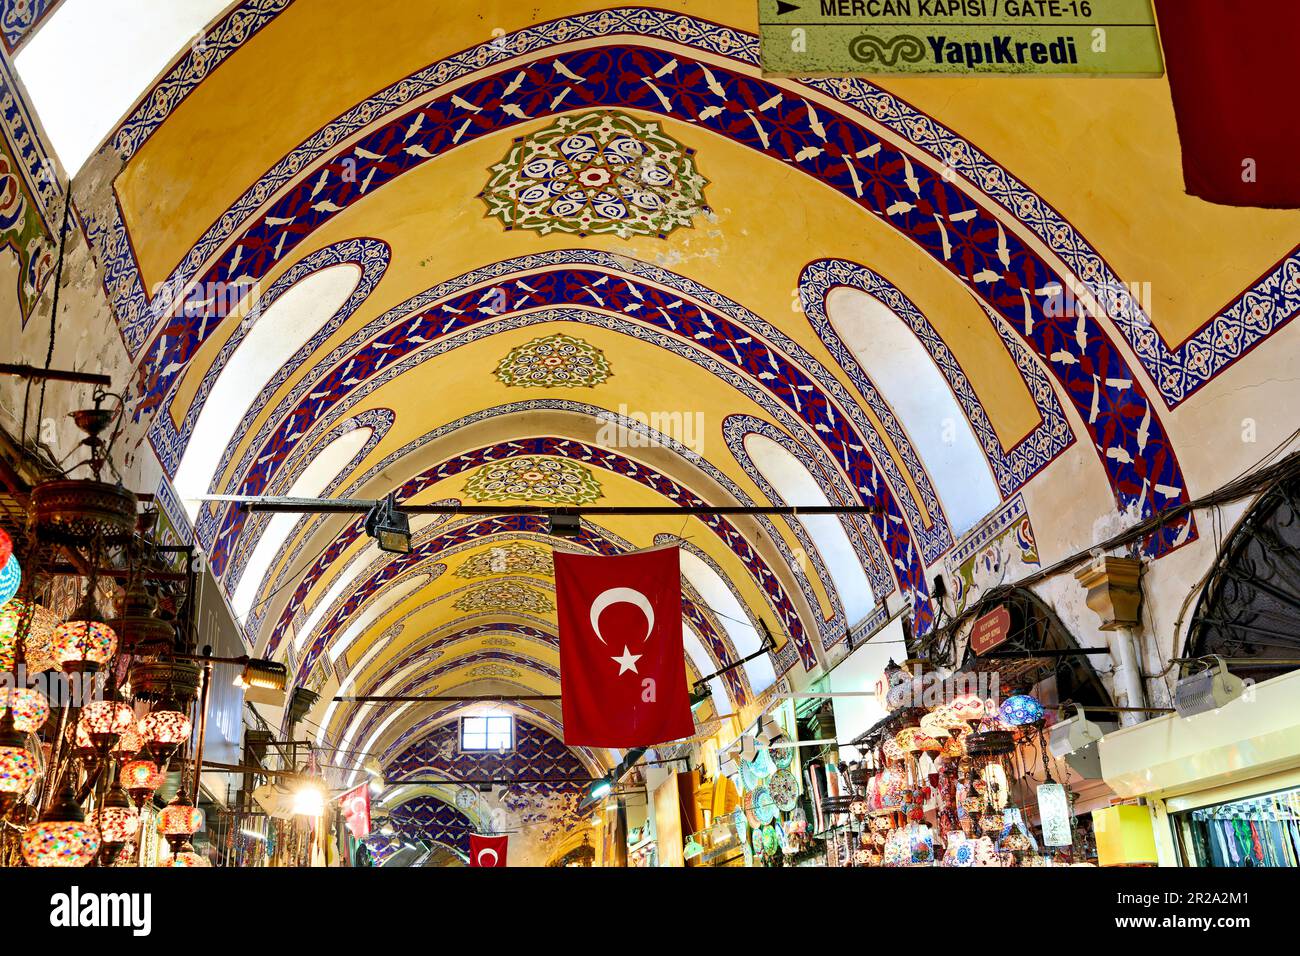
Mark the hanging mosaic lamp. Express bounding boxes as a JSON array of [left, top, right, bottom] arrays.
[[140, 698, 192, 762], [68, 718, 98, 760], [894, 727, 942, 754], [20, 783, 100, 867], [1037, 782, 1073, 847], [159, 789, 204, 847], [163, 841, 210, 867], [919, 709, 951, 739], [0, 600, 59, 671], [948, 693, 985, 723], [0, 554, 20, 607], [95, 783, 139, 863], [0, 708, 37, 805], [0, 527, 11, 568], [53, 620, 118, 673], [0, 685, 49, 733], [81, 699, 136, 753], [998, 693, 1045, 727], [121, 758, 165, 809]]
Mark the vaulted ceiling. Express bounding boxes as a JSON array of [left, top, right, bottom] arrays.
[[38, 0, 1299, 815]]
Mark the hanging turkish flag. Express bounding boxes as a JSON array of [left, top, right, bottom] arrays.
[[339, 783, 371, 840], [555, 546, 695, 748], [1155, 0, 1299, 207], [469, 834, 508, 867]]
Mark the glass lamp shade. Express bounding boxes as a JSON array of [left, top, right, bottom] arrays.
[[96, 805, 139, 845], [0, 527, 11, 568], [0, 745, 37, 794], [159, 795, 203, 838], [163, 841, 210, 867], [998, 694, 1045, 727], [894, 727, 942, 754], [919, 710, 951, 739], [140, 705, 192, 750], [881, 737, 904, 763], [21, 821, 101, 867], [0, 554, 20, 607], [0, 686, 49, 732], [849, 799, 868, 819], [948, 694, 986, 722], [81, 700, 136, 747], [0, 600, 59, 671], [121, 759, 164, 804], [52, 620, 117, 672], [21, 786, 99, 868]]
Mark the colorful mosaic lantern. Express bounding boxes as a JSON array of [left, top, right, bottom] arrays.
[[111, 722, 143, 762], [0, 685, 49, 733], [163, 841, 210, 867], [919, 709, 952, 739], [20, 785, 99, 867], [121, 758, 165, 808], [0, 600, 58, 671], [81, 700, 136, 751], [52, 620, 117, 673], [998, 694, 1045, 726], [0, 554, 20, 607], [0, 527, 11, 568], [159, 791, 203, 842], [894, 727, 942, 754], [95, 785, 139, 853], [140, 699, 192, 761], [948, 694, 986, 723], [0, 710, 36, 798]]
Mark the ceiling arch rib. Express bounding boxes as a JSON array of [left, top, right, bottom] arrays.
[[257, 400, 859, 663], [275, 437, 813, 680], [229, 423, 373, 621], [202, 300, 926, 640], [117, 31, 1194, 563]]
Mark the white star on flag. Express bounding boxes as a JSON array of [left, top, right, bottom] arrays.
[[611, 645, 642, 675]]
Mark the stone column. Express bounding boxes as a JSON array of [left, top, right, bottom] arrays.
[[1074, 556, 1148, 726]]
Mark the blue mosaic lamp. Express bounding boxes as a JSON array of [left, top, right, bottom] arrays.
[[0, 555, 20, 608], [998, 694, 1044, 727]]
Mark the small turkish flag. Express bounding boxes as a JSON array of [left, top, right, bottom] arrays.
[[555, 545, 695, 748], [340, 783, 371, 840], [469, 834, 508, 867]]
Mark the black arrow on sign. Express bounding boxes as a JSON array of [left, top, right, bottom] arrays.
[[775, 0, 800, 14]]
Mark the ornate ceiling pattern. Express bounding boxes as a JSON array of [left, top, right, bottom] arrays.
[[42, 0, 1295, 832]]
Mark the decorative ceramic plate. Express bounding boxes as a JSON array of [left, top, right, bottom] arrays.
[[768, 768, 799, 812], [752, 749, 776, 779], [733, 808, 748, 840], [752, 786, 777, 824], [762, 825, 780, 855], [752, 828, 765, 853], [770, 736, 794, 769], [740, 758, 761, 791]]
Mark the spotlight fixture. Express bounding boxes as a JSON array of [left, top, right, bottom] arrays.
[[548, 511, 581, 538], [235, 658, 289, 706], [364, 493, 412, 555], [1174, 656, 1246, 717], [588, 777, 613, 801]]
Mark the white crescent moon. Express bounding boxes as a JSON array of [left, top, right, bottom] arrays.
[[477, 847, 499, 867], [589, 587, 655, 646]]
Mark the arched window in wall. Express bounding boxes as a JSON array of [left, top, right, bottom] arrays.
[[172, 264, 363, 520], [742, 432, 876, 627], [679, 550, 776, 694], [1184, 474, 1300, 686], [230, 425, 373, 621], [825, 286, 1000, 537]]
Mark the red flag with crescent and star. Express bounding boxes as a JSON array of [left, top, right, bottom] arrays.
[[340, 783, 371, 840], [469, 834, 508, 867], [554, 545, 695, 748]]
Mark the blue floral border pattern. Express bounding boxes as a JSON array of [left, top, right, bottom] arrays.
[[0, 0, 59, 53], [800, 259, 1073, 496], [88, 6, 1294, 412], [184, 252, 952, 571], [147, 238, 391, 472]]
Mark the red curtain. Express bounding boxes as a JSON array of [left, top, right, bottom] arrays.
[[1155, 0, 1299, 208]]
